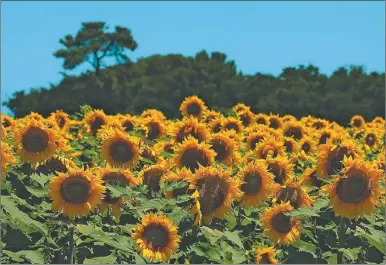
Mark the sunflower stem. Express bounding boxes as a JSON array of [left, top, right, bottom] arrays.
[[68, 225, 75, 264], [337, 217, 346, 264]]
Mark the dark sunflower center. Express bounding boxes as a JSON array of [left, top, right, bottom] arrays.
[[327, 147, 349, 175], [3, 119, 11, 127], [276, 187, 301, 208], [319, 133, 331, 145], [269, 118, 280, 129], [60, 175, 91, 204], [302, 143, 311, 153], [187, 102, 202, 116], [312, 121, 325, 129], [365, 134, 376, 146], [197, 176, 228, 216], [123, 121, 134, 132], [240, 114, 251, 127], [45, 158, 67, 173], [284, 140, 294, 153], [90, 117, 105, 135], [268, 163, 286, 184], [308, 170, 323, 187], [176, 125, 204, 143], [58, 117, 66, 128], [212, 123, 222, 133], [141, 149, 156, 162], [241, 173, 262, 195], [180, 147, 209, 172], [259, 253, 273, 264], [257, 118, 267, 125], [147, 122, 161, 140], [284, 127, 302, 140], [22, 127, 49, 153], [225, 122, 240, 133], [336, 170, 371, 203], [270, 211, 294, 233], [211, 140, 229, 162], [250, 136, 264, 150], [109, 140, 134, 163], [143, 170, 163, 191], [353, 119, 362, 127], [143, 225, 169, 250]]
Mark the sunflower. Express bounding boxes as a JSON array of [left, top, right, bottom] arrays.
[[0, 125, 6, 139], [261, 202, 301, 245], [190, 165, 242, 225], [363, 129, 380, 150], [266, 156, 294, 185], [142, 117, 167, 141], [13, 119, 65, 166], [350, 115, 365, 129], [317, 128, 335, 145], [209, 132, 239, 165], [97, 167, 140, 218], [1, 114, 15, 128], [37, 155, 76, 174], [246, 131, 270, 151], [141, 109, 166, 121], [24, 112, 44, 121], [101, 129, 140, 169], [139, 164, 168, 192], [311, 118, 328, 130], [48, 110, 71, 131], [154, 139, 175, 156], [238, 109, 255, 127], [173, 136, 215, 172], [180, 96, 207, 119], [303, 166, 324, 187], [372, 116, 385, 125], [209, 118, 223, 133], [273, 179, 314, 209], [132, 213, 180, 262], [162, 167, 193, 199], [84, 109, 108, 136], [223, 117, 244, 134], [202, 110, 221, 124], [48, 168, 105, 219], [299, 136, 316, 156], [255, 136, 285, 160], [255, 247, 278, 264], [120, 115, 138, 132], [283, 121, 305, 140], [232, 103, 250, 114], [322, 157, 383, 219], [316, 140, 363, 178], [237, 161, 275, 208], [268, 114, 283, 130], [282, 137, 298, 155], [1, 142, 16, 178], [172, 117, 208, 144]]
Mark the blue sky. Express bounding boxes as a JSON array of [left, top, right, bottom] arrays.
[[1, 1, 385, 115]]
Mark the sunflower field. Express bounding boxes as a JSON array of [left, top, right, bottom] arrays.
[[1, 96, 385, 264]]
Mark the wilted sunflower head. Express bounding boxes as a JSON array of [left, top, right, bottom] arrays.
[[209, 118, 223, 133], [255, 114, 269, 126], [255, 247, 278, 264], [273, 179, 314, 209], [283, 121, 305, 141], [180, 95, 207, 119], [261, 202, 301, 245], [139, 164, 169, 192], [232, 103, 250, 114], [268, 114, 283, 130], [172, 117, 208, 144], [237, 160, 275, 208], [132, 213, 180, 262], [48, 168, 105, 219], [162, 167, 193, 199], [173, 136, 215, 172], [255, 136, 285, 160], [266, 156, 294, 185], [322, 157, 383, 219], [84, 109, 108, 136], [237, 109, 255, 127], [190, 165, 242, 225], [350, 115, 365, 128], [209, 132, 239, 165], [1, 141, 16, 178], [223, 117, 244, 134], [101, 129, 140, 169]]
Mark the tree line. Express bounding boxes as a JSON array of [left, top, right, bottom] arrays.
[[4, 22, 385, 125]]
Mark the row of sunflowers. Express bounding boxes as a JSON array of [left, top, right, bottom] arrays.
[[1, 96, 385, 264]]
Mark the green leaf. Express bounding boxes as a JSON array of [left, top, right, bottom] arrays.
[[200, 227, 224, 245], [139, 199, 168, 211], [313, 197, 330, 212], [25, 186, 47, 198], [29, 173, 52, 187], [15, 250, 45, 263], [224, 231, 244, 249], [226, 215, 237, 230], [169, 210, 189, 226], [2, 250, 24, 263], [355, 226, 385, 253], [160, 151, 172, 158], [292, 240, 317, 258], [134, 253, 146, 264], [289, 206, 319, 218], [323, 251, 337, 264], [338, 248, 360, 261], [160, 181, 187, 192], [84, 254, 117, 264], [139, 157, 155, 164]]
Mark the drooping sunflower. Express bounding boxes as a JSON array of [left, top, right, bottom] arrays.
[[255, 136, 285, 160], [283, 121, 305, 141], [142, 117, 167, 141], [1, 141, 16, 178], [48, 168, 105, 219], [162, 167, 193, 199], [13, 119, 65, 166], [322, 157, 383, 219], [132, 213, 180, 262], [237, 109, 255, 127], [172, 117, 208, 144], [101, 129, 140, 169], [84, 109, 108, 136], [266, 156, 294, 185], [141, 109, 166, 121], [223, 117, 244, 134], [316, 140, 363, 178], [48, 110, 71, 131], [190, 165, 242, 225], [180, 95, 207, 119], [96, 167, 140, 218], [208, 132, 239, 165], [268, 114, 283, 130], [139, 163, 169, 192], [237, 161, 275, 208], [350, 115, 365, 129], [273, 179, 314, 209], [173, 136, 215, 172], [261, 202, 301, 245], [255, 247, 278, 264]]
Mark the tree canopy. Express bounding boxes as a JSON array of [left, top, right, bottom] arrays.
[[4, 22, 385, 125]]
